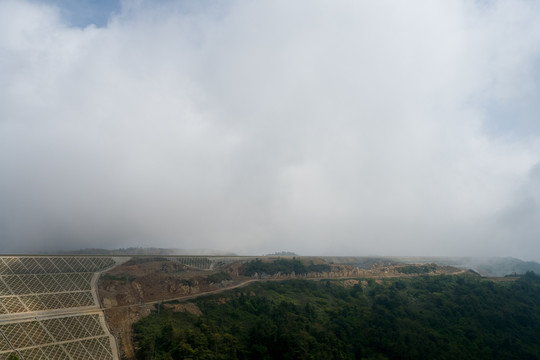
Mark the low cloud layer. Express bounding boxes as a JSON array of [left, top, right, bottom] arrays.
[[1, 0, 540, 259]]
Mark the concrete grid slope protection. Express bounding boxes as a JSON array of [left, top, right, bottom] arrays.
[[0, 256, 119, 360]]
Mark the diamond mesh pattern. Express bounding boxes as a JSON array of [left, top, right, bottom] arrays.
[[0, 292, 95, 314], [0, 279, 11, 297], [0, 257, 116, 359], [77, 258, 92, 272], [19, 295, 46, 312], [40, 343, 71, 359], [0, 324, 33, 349], [81, 272, 94, 284], [58, 317, 88, 340], [0, 333, 11, 352], [20, 259, 43, 274], [95, 337, 112, 360], [72, 291, 94, 307], [63, 340, 92, 360], [53, 293, 79, 308], [42, 318, 73, 342], [0, 260, 9, 276], [1, 291, 96, 315], [3, 276, 31, 295], [63, 258, 81, 272], [81, 337, 113, 360], [49, 258, 71, 273], [18, 347, 48, 360], [34, 258, 58, 273], [19, 322, 50, 347], [167, 256, 212, 270], [0, 297, 27, 313], [0, 257, 114, 276], [34, 274, 63, 293], [41, 315, 106, 343], [75, 258, 90, 272], [20, 275, 48, 294], [70, 273, 93, 291], [3, 259, 25, 274], [66, 274, 82, 291], [55, 274, 78, 292], [78, 315, 105, 337], [0, 316, 113, 359], [35, 293, 62, 310], [2, 274, 99, 295]]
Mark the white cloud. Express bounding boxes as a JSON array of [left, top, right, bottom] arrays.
[[1, 0, 540, 259]]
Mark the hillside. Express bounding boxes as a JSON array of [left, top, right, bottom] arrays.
[[324, 256, 540, 277], [133, 272, 540, 359], [97, 256, 463, 358]]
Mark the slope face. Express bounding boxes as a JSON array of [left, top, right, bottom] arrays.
[[0, 256, 119, 360]]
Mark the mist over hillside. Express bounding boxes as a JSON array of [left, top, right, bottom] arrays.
[[326, 256, 540, 277], [42, 247, 237, 256], [2, 0, 540, 261], [36, 246, 540, 277], [134, 273, 540, 359]]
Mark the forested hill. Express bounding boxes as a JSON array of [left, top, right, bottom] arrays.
[[134, 272, 540, 359]]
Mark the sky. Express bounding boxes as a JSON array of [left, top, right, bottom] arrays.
[[1, 0, 540, 259]]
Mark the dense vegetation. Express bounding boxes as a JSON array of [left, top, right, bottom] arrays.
[[207, 272, 232, 284], [395, 264, 438, 274], [242, 258, 331, 276], [134, 272, 540, 359]]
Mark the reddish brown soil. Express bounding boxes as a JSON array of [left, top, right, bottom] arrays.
[[99, 259, 253, 358], [98, 258, 464, 359]]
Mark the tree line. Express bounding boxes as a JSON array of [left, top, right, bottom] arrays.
[[134, 271, 540, 359]]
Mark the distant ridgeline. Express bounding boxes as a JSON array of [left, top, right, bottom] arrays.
[[44, 249, 540, 277], [134, 272, 540, 360]]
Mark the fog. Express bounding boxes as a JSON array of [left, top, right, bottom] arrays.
[[1, 0, 540, 259]]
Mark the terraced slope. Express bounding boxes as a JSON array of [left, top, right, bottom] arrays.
[[0, 257, 119, 360]]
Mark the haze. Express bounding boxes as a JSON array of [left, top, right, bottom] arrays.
[[1, 0, 540, 260]]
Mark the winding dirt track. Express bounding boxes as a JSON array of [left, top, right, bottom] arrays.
[[112, 279, 260, 310], [101, 264, 468, 359], [104, 268, 469, 312]]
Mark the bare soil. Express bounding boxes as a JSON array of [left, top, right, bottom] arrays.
[[98, 258, 464, 359]]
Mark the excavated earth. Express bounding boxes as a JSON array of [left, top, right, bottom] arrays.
[[98, 258, 251, 359], [98, 257, 464, 359]]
